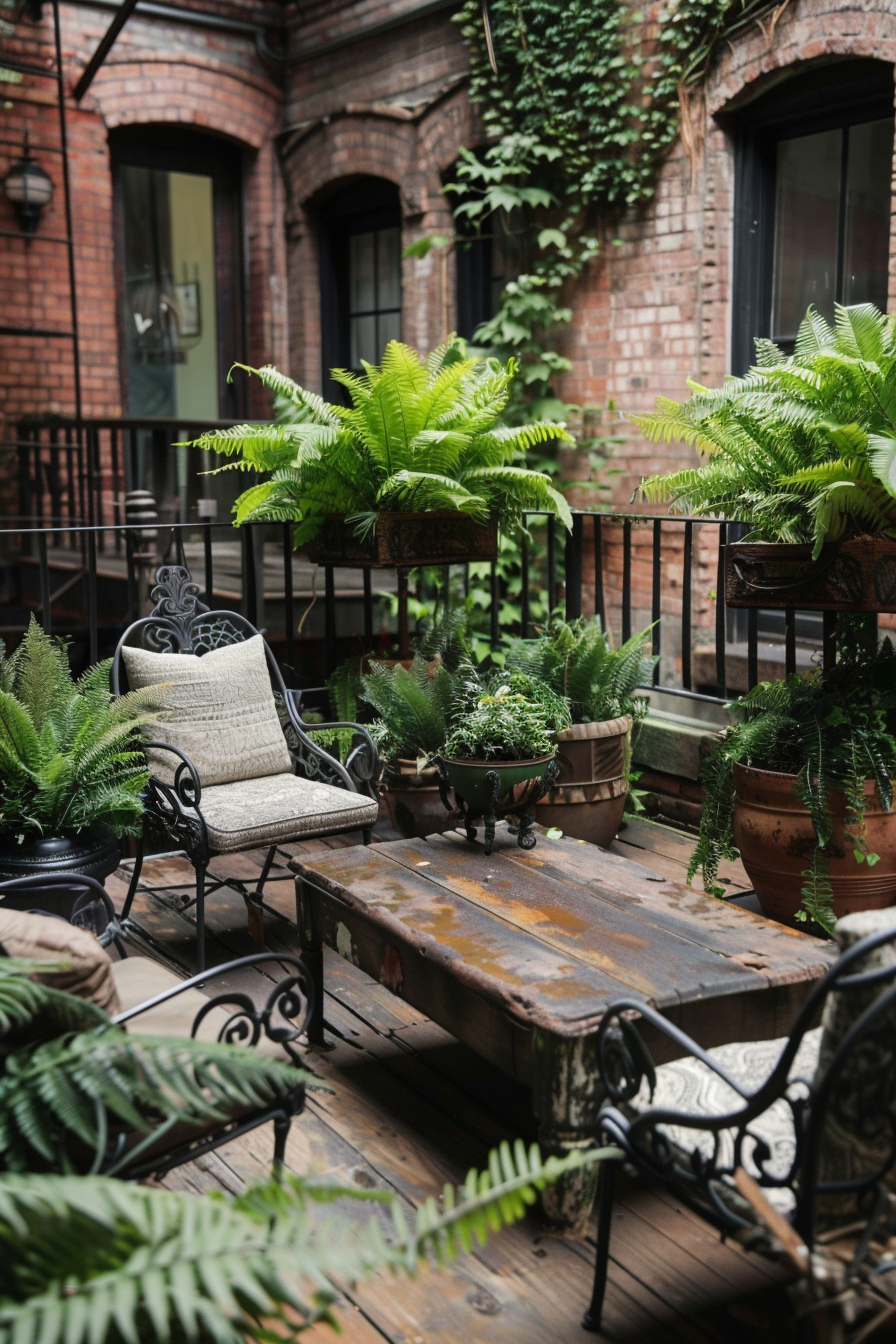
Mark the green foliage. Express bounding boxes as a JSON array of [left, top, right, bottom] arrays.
[[442, 667, 560, 762], [505, 616, 657, 723], [0, 1139, 619, 1344], [185, 341, 573, 545], [0, 619, 161, 841], [361, 658, 456, 772], [451, 0, 783, 406], [638, 303, 896, 559], [690, 635, 896, 932], [0, 959, 309, 1176]]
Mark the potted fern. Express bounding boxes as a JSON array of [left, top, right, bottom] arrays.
[[435, 667, 565, 856], [360, 656, 457, 838], [0, 620, 159, 882], [690, 636, 896, 934], [185, 338, 573, 566], [505, 617, 657, 846], [637, 302, 896, 610]]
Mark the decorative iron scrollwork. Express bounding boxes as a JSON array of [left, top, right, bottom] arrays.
[[191, 965, 313, 1065]]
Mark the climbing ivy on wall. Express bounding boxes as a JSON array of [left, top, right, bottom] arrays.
[[449, 0, 783, 411]]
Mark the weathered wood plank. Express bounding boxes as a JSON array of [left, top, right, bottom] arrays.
[[377, 834, 773, 1001], [612, 817, 752, 892], [293, 848, 648, 1033], [485, 833, 834, 986]]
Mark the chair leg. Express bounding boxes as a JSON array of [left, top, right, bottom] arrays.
[[195, 862, 207, 974], [121, 832, 145, 923], [273, 1112, 290, 1180], [254, 845, 277, 900], [362, 827, 373, 846], [582, 1158, 617, 1333]]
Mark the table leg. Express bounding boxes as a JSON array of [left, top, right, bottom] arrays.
[[532, 1030, 604, 1235], [295, 877, 325, 1046]]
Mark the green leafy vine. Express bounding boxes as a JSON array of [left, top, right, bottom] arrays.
[[450, 0, 784, 409]]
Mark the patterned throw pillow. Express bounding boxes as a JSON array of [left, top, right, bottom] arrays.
[[121, 635, 293, 786]]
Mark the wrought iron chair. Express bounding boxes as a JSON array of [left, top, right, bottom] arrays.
[[111, 563, 380, 969], [585, 909, 896, 1343], [0, 874, 313, 1180]]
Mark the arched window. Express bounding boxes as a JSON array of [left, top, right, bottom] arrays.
[[731, 59, 894, 372], [319, 178, 402, 398]]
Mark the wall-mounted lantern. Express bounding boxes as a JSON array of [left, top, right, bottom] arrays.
[[3, 133, 54, 240]]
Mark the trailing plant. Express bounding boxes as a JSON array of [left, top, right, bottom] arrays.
[[505, 616, 657, 723], [637, 303, 896, 558], [0, 958, 309, 1176], [449, 0, 785, 407], [186, 340, 573, 545], [0, 1138, 619, 1344], [690, 636, 896, 932], [0, 619, 161, 841]]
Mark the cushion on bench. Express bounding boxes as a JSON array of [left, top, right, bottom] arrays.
[[0, 907, 121, 1014]]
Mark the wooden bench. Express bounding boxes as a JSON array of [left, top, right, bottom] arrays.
[[291, 826, 835, 1231]]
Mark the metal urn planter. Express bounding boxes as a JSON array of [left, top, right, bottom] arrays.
[[732, 762, 896, 926], [0, 823, 121, 884], [536, 715, 632, 846], [434, 753, 558, 857]]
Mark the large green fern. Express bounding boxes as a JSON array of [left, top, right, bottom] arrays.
[[0, 619, 161, 841], [0, 1140, 620, 1344], [0, 959, 311, 1176], [637, 303, 896, 559], [505, 616, 657, 723], [184, 339, 573, 544]]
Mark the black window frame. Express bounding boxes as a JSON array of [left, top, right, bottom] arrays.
[[730, 57, 894, 375], [318, 177, 402, 401]]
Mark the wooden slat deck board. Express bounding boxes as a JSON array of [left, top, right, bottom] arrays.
[[117, 816, 806, 1341]]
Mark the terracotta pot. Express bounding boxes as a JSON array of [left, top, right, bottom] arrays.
[[306, 512, 498, 568], [380, 759, 456, 839], [0, 823, 121, 884], [732, 762, 896, 926], [536, 716, 632, 847]]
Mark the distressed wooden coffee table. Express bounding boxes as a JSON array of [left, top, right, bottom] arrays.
[[291, 826, 834, 1230]]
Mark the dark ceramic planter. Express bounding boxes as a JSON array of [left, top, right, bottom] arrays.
[[435, 753, 558, 856], [0, 824, 121, 884]]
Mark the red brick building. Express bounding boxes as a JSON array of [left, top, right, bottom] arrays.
[[2, 0, 895, 518]]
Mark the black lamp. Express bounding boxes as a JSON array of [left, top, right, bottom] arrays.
[[4, 133, 54, 239]]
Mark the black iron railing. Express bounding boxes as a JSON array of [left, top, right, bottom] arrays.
[[0, 510, 840, 708]]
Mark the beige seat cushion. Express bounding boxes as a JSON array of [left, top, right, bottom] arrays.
[[197, 772, 379, 852], [121, 635, 293, 786], [112, 957, 285, 1059], [631, 1028, 822, 1215], [0, 908, 120, 1014]]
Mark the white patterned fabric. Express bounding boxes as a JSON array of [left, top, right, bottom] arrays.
[[630, 1028, 822, 1214], [121, 636, 293, 786], [197, 773, 379, 852]]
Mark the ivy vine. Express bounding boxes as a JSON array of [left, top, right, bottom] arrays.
[[448, 0, 784, 414]]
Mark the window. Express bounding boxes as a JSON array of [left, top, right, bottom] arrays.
[[111, 127, 245, 420], [319, 179, 402, 399], [731, 59, 894, 372]]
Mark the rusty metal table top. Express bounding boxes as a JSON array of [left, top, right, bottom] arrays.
[[291, 826, 835, 1043]]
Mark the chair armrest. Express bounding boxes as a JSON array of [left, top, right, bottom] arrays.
[[598, 998, 756, 1108], [279, 691, 380, 796], [112, 952, 315, 1065], [142, 741, 202, 809]]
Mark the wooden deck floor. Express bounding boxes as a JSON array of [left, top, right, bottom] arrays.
[[108, 817, 803, 1344]]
